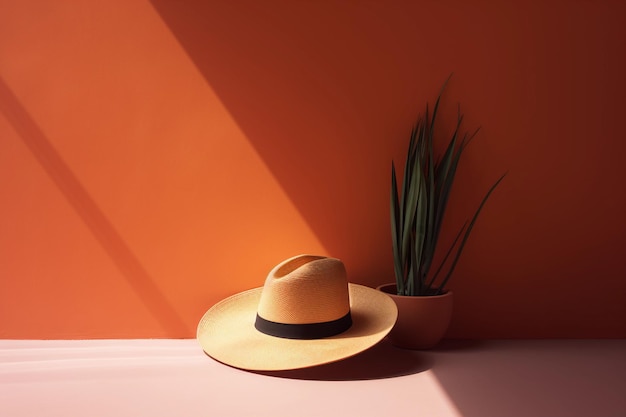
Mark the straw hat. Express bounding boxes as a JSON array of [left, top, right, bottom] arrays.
[[197, 254, 398, 371]]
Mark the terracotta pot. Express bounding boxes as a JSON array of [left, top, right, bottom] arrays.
[[377, 283, 453, 350]]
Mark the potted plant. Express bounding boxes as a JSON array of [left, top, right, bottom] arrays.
[[378, 77, 505, 349]]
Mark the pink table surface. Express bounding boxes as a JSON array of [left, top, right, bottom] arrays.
[[1, 338, 625, 417]]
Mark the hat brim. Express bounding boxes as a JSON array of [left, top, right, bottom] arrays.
[[197, 283, 398, 371]]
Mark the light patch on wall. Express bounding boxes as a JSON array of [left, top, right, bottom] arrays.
[[0, 1, 326, 338]]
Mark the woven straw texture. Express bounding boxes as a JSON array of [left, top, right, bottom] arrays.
[[197, 283, 397, 371], [257, 255, 350, 324]]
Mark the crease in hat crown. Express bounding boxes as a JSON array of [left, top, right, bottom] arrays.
[[256, 254, 350, 325]]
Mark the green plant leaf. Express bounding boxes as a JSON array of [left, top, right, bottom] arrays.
[[401, 153, 422, 267], [414, 166, 428, 286], [436, 173, 507, 292], [430, 74, 452, 138], [390, 162, 404, 293], [428, 221, 467, 288]]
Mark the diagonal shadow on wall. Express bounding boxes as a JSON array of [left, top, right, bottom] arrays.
[[147, 1, 437, 286], [0, 76, 189, 337]]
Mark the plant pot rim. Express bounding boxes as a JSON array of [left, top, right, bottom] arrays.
[[376, 283, 453, 299]]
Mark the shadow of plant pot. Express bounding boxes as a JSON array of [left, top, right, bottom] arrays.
[[377, 283, 453, 350]]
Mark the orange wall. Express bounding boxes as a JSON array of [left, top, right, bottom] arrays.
[[1, 0, 624, 339]]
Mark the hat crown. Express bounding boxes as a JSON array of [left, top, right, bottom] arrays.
[[256, 255, 350, 325]]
